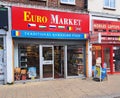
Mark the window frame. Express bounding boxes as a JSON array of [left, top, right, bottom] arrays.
[[104, 0, 116, 10], [29, 0, 46, 2], [60, 0, 76, 5]]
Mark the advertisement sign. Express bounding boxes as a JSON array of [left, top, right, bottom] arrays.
[[28, 67, 37, 78], [90, 33, 101, 44], [92, 20, 120, 44], [12, 6, 89, 34], [93, 20, 120, 34]]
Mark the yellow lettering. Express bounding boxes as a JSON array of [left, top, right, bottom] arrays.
[[24, 11, 31, 22], [24, 11, 48, 23]]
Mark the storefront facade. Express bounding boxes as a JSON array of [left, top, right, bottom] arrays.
[[11, 6, 89, 82], [90, 18, 120, 74], [0, 7, 12, 84]]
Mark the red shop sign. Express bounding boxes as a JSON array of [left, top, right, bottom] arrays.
[[93, 20, 120, 35], [12, 6, 89, 33]]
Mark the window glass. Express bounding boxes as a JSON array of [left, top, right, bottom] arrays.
[[0, 38, 3, 49], [113, 47, 120, 72], [67, 45, 84, 77], [104, 0, 115, 9], [14, 44, 40, 81], [110, 0, 115, 8], [104, 0, 109, 6], [60, 0, 75, 5]]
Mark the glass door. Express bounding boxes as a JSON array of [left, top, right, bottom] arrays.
[[40, 45, 54, 79], [102, 46, 113, 73]]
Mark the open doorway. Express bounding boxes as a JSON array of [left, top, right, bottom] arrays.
[[54, 46, 64, 78]]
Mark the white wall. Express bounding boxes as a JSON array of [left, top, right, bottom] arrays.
[[88, 0, 120, 16], [6, 7, 13, 83]]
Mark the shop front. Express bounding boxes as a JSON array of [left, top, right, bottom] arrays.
[[91, 20, 120, 74], [0, 7, 8, 84], [11, 6, 89, 82], [0, 30, 6, 84]]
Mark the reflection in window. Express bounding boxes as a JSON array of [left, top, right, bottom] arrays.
[[114, 47, 120, 72], [14, 44, 40, 81], [67, 45, 84, 76], [43, 47, 52, 60]]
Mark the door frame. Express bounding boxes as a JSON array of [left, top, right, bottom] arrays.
[[40, 45, 54, 80]]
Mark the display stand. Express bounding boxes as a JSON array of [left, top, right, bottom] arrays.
[[93, 57, 108, 82], [93, 57, 102, 82]]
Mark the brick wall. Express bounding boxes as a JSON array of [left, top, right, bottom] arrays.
[[1, 0, 86, 11]]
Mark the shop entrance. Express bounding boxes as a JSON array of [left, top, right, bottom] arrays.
[[40, 45, 65, 79], [102, 46, 113, 74], [92, 45, 113, 74], [40, 45, 54, 79], [54, 46, 64, 78]]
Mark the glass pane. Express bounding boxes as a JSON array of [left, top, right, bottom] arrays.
[[61, 0, 68, 2], [67, 45, 84, 76], [15, 44, 40, 81], [104, 0, 109, 6], [43, 47, 52, 60], [110, 0, 115, 8], [0, 37, 4, 81], [0, 38, 3, 49], [43, 64, 53, 78], [92, 47, 102, 77], [103, 48, 110, 71], [54, 46, 64, 78], [69, 0, 75, 3], [114, 47, 120, 72]]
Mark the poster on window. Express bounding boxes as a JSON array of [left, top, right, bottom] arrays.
[[28, 67, 37, 78]]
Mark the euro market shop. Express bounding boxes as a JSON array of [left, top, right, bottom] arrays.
[[12, 6, 89, 82]]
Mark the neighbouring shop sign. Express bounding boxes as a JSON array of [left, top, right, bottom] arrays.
[[12, 6, 89, 34], [92, 20, 120, 44], [90, 33, 101, 44], [93, 20, 120, 34], [101, 36, 120, 44], [92, 46, 101, 51]]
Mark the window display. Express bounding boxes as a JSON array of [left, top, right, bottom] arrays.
[[14, 44, 39, 81], [67, 45, 84, 76], [114, 47, 120, 72]]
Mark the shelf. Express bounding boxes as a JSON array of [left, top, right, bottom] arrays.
[[76, 64, 84, 65]]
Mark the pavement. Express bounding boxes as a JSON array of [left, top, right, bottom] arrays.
[[0, 75, 120, 98]]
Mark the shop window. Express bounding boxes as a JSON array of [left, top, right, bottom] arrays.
[[103, 48, 110, 71], [60, 0, 76, 5], [114, 47, 120, 72], [67, 45, 84, 77], [0, 38, 3, 49], [14, 44, 39, 81], [104, 0, 116, 9]]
